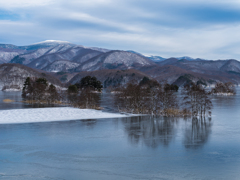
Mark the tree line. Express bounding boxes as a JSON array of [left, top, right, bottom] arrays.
[[22, 77, 60, 104], [23, 75, 238, 117], [22, 76, 102, 109], [210, 82, 236, 95], [66, 76, 102, 109], [114, 78, 212, 117]]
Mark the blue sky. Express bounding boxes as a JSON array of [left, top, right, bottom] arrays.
[[1, 0, 240, 59]]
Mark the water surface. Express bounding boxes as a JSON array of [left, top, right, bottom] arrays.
[[0, 90, 240, 179], [0, 91, 62, 110]]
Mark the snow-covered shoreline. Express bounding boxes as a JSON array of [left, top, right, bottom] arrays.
[[0, 107, 131, 124], [213, 92, 235, 96], [2, 88, 21, 92]]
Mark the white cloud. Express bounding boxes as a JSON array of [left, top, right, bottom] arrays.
[[64, 0, 112, 6], [49, 11, 146, 32], [1, 0, 240, 59], [0, 0, 55, 9]]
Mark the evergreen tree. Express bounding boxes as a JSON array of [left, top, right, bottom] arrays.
[[22, 77, 50, 103], [75, 76, 103, 92], [67, 85, 78, 105], [164, 84, 179, 92], [68, 85, 78, 93], [22, 77, 33, 99], [36, 78, 48, 86], [33, 78, 48, 102]]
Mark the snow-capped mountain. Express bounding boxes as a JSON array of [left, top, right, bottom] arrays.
[[21, 40, 75, 51], [145, 55, 205, 62], [2, 40, 240, 87], [127, 50, 145, 56], [0, 41, 106, 70], [146, 55, 166, 62], [128, 52, 203, 62], [27, 46, 103, 70], [88, 47, 110, 53], [76, 50, 155, 72], [10, 43, 77, 65], [0, 41, 209, 73], [32, 40, 72, 45], [175, 56, 207, 61], [0, 41, 155, 72]]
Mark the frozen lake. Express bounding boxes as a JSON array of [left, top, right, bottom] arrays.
[[0, 90, 240, 179]]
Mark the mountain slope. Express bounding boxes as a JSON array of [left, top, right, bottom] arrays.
[[11, 44, 77, 65], [2, 41, 240, 86], [0, 41, 107, 71], [0, 48, 26, 63], [75, 50, 155, 72], [152, 59, 240, 85], [27, 46, 104, 70], [157, 58, 240, 74], [0, 63, 63, 90], [69, 69, 152, 88], [43, 60, 80, 72]]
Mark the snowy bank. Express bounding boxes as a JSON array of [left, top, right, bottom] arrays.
[[213, 93, 235, 96], [0, 107, 130, 124], [2, 88, 21, 92]]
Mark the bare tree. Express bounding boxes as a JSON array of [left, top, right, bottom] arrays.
[[114, 81, 179, 116], [158, 84, 179, 116], [47, 84, 60, 104], [115, 83, 148, 114], [76, 88, 101, 109], [211, 82, 236, 95], [182, 83, 212, 117]]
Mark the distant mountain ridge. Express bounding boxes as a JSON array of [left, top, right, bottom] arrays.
[[1, 40, 240, 88], [0, 41, 156, 73]]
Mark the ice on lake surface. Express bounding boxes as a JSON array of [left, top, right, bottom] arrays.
[[0, 107, 129, 124], [0, 90, 240, 179]]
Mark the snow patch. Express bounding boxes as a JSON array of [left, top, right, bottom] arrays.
[[32, 40, 70, 45], [0, 107, 131, 124], [2, 88, 21, 92], [213, 93, 235, 96]]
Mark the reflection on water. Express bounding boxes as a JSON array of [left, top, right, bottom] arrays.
[[81, 119, 97, 128], [122, 116, 212, 149], [212, 94, 237, 107], [0, 91, 64, 110], [122, 116, 176, 148], [183, 117, 212, 149]]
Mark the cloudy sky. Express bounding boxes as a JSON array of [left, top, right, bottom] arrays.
[[1, 0, 240, 59]]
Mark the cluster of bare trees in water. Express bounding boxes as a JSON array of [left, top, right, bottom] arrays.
[[22, 76, 237, 117], [210, 82, 236, 95], [114, 78, 213, 117]]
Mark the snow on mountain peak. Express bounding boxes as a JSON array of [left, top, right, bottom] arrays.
[[32, 40, 71, 45], [180, 56, 194, 60]]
